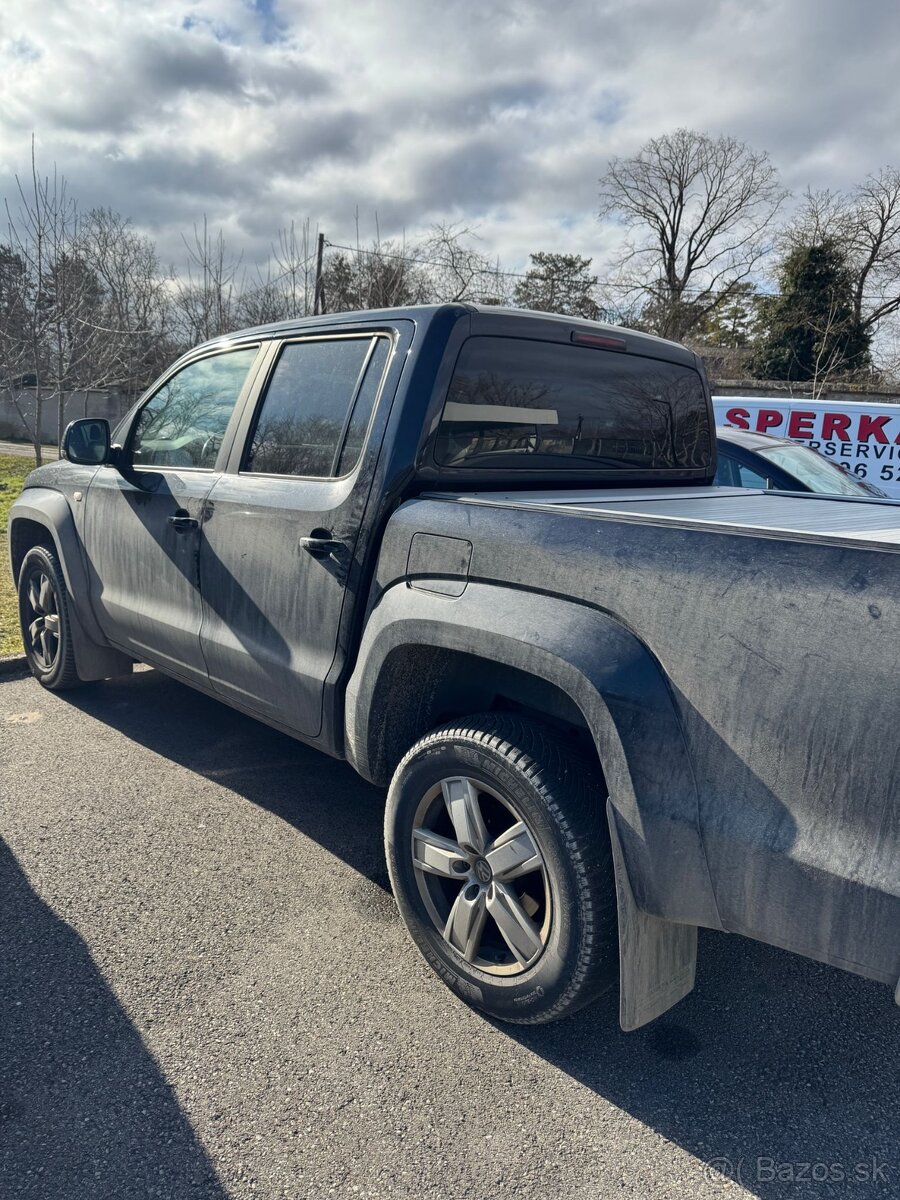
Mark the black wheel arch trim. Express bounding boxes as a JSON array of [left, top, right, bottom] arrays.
[[346, 579, 722, 935], [9, 488, 132, 681]]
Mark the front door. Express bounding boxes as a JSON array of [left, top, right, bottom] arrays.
[[82, 346, 263, 684], [198, 331, 394, 736]]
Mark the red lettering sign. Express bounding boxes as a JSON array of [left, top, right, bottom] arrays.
[[788, 411, 815, 439], [822, 413, 851, 441], [725, 407, 750, 429], [756, 409, 784, 432], [858, 414, 890, 443]]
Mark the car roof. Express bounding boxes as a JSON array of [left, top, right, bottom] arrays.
[[716, 425, 799, 452], [190, 303, 696, 364]]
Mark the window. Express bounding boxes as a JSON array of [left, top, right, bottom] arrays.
[[435, 337, 711, 471], [736, 461, 770, 488], [758, 442, 875, 496], [245, 335, 389, 478], [132, 349, 259, 469]]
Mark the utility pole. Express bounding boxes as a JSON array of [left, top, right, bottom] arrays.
[[313, 232, 326, 315]]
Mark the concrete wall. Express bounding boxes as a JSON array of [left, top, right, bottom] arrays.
[[712, 378, 900, 406], [0, 389, 132, 445]]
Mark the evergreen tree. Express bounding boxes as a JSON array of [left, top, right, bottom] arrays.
[[513, 253, 600, 319], [750, 240, 870, 382]]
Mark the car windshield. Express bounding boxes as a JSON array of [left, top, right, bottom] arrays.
[[758, 442, 885, 497]]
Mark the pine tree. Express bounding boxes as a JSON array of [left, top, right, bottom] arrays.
[[513, 253, 600, 319]]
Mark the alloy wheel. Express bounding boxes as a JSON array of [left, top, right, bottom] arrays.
[[411, 776, 552, 976], [23, 567, 61, 671]]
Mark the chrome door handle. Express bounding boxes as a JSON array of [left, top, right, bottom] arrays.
[[299, 533, 343, 559], [168, 512, 199, 532]]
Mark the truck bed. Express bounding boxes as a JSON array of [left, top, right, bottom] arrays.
[[378, 483, 899, 990]]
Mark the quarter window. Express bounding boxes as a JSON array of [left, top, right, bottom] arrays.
[[132, 348, 259, 469], [245, 336, 389, 478]]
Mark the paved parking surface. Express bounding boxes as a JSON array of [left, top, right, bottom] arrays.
[[1, 665, 896, 1198]]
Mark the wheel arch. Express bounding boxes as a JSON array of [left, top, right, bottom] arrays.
[[346, 579, 722, 1028], [9, 488, 131, 680]]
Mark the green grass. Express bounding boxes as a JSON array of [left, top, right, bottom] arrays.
[[0, 454, 35, 656]]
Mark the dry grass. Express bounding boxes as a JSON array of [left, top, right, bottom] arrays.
[[0, 454, 35, 656]]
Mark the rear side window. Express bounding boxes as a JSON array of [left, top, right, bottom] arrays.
[[245, 335, 389, 477], [435, 336, 710, 471]]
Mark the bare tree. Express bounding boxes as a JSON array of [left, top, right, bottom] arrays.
[[79, 208, 176, 402], [419, 222, 511, 304], [788, 171, 900, 341], [598, 129, 786, 341], [321, 232, 431, 312], [174, 217, 241, 344], [237, 218, 319, 327], [1, 145, 110, 460]]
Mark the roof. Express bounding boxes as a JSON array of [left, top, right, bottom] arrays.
[[190, 303, 696, 366], [716, 425, 795, 452]]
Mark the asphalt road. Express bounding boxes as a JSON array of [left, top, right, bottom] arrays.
[[1, 665, 896, 1199]]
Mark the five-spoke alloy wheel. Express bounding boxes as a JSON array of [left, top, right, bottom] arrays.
[[22, 565, 61, 672], [17, 544, 82, 689], [412, 776, 552, 974], [386, 713, 618, 1024]]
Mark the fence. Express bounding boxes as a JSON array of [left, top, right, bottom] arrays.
[[0, 389, 132, 445]]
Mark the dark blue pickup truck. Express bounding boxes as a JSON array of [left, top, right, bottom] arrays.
[[9, 305, 899, 1029]]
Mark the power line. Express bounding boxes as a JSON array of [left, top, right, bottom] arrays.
[[324, 239, 531, 280]]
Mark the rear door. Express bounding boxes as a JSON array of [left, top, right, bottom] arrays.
[[83, 345, 263, 684], [197, 327, 399, 737]]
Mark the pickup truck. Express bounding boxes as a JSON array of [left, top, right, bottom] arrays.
[[9, 304, 899, 1030]]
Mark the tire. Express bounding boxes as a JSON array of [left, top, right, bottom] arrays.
[[17, 544, 84, 690], [385, 713, 618, 1024]]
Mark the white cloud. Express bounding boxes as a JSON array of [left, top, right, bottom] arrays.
[[1, 0, 899, 275]]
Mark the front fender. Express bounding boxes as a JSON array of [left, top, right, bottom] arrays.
[[9, 488, 131, 680]]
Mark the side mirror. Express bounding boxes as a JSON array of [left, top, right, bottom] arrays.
[[62, 418, 111, 466]]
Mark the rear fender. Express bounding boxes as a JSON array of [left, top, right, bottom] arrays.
[[346, 581, 722, 1027]]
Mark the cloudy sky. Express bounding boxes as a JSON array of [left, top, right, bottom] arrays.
[[2, 0, 900, 277]]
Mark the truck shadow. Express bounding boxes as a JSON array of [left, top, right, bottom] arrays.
[[0, 838, 228, 1199], [60, 668, 897, 1200]]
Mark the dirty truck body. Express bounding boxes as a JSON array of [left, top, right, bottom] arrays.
[[9, 304, 900, 1029]]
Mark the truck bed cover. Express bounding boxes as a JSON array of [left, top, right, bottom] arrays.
[[430, 487, 900, 550]]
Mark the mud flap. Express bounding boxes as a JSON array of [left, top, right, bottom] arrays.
[[606, 798, 698, 1031]]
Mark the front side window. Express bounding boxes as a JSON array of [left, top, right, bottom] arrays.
[[715, 452, 769, 489], [132, 348, 259, 469], [245, 335, 389, 478], [435, 337, 711, 471]]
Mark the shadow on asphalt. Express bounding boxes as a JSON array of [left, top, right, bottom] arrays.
[[0, 837, 228, 1198], [60, 668, 898, 1200]]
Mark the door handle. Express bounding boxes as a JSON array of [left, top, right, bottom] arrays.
[[299, 531, 343, 559], [168, 511, 199, 532]]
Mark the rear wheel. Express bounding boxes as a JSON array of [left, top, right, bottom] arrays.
[[385, 713, 618, 1024], [18, 544, 83, 690]]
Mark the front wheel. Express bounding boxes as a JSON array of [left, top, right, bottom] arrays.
[[18, 544, 83, 690], [384, 713, 618, 1024]]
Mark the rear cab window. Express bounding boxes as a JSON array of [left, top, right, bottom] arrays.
[[434, 336, 711, 474]]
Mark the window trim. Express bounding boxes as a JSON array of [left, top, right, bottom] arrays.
[[237, 331, 394, 483], [123, 343, 264, 475]]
